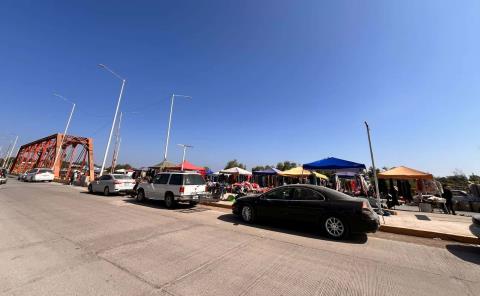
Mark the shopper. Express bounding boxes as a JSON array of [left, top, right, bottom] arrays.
[[442, 184, 456, 215]]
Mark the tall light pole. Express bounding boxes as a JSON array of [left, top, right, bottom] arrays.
[[365, 121, 382, 215], [98, 64, 126, 176], [110, 111, 123, 173], [163, 94, 191, 162], [177, 144, 193, 171], [4, 135, 18, 170], [52, 93, 76, 172], [5, 148, 19, 170]]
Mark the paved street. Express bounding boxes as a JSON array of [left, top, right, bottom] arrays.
[[1, 179, 479, 296]]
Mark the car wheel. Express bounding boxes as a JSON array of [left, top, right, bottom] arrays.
[[136, 189, 145, 202], [103, 186, 110, 196], [165, 193, 175, 209], [323, 216, 349, 239], [241, 205, 255, 223], [88, 184, 93, 194]]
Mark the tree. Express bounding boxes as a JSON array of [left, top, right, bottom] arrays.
[[224, 159, 246, 170], [276, 161, 297, 171], [469, 174, 480, 184], [251, 165, 273, 172]]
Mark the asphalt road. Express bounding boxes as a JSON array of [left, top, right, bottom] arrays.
[[1, 179, 479, 296]]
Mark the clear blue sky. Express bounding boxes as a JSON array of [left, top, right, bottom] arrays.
[[1, 0, 479, 176]]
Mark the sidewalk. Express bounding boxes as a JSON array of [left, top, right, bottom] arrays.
[[381, 210, 479, 244], [201, 200, 480, 244]]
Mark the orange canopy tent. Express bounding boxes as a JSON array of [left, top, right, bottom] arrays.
[[378, 166, 433, 180]]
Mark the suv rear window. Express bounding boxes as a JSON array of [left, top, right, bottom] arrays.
[[39, 169, 53, 173], [113, 175, 132, 180], [168, 174, 182, 185], [184, 174, 205, 185]]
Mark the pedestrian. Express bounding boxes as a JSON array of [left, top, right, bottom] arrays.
[[442, 184, 456, 215]]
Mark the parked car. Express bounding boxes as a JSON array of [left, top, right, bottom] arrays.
[[18, 171, 29, 181], [136, 172, 207, 208], [88, 174, 136, 196], [25, 168, 54, 182], [0, 168, 7, 184], [232, 184, 380, 239]]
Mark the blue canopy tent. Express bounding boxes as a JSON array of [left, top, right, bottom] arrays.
[[303, 157, 366, 172], [252, 167, 281, 175], [252, 167, 281, 187]]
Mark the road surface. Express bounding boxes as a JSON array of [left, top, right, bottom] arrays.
[[1, 179, 479, 295]]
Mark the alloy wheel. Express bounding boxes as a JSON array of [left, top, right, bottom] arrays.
[[325, 217, 345, 238], [241, 206, 253, 222]]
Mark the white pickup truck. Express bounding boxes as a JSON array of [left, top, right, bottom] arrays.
[[135, 172, 208, 208]]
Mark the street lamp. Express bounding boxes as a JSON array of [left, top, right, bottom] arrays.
[[364, 121, 382, 216], [177, 144, 193, 171], [163, 94, 191, 162], [98, 64, 126, 176], [3, 135, 18, 170], [52, 93, 76, 172]]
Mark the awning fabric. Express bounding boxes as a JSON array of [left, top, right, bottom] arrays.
[[378, 166, 433, 180], [170, 161, 206, 174], [252, 167, 281, 175], [279, 167, 328, 180], [150, 160, 176, 169], [303, 157, 366, 171], [219, 167, 252, 175]]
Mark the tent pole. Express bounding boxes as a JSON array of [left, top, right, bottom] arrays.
[[365, 121, 383, 216]]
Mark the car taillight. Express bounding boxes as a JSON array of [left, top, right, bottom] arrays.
[[179, 186, 184, 193], [362, 201, 369, 209], [114, 180, 122, 184]]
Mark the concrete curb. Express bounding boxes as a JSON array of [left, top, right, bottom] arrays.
[[378, 225, 480, 245], [200, 201, 233, 209], [201, 201, 480, 244]]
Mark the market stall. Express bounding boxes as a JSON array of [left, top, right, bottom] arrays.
[[378, 166, 445, 212], [252, 167, 282, 188], [303, 157, 368, 195], [278, 166, 328, 185]]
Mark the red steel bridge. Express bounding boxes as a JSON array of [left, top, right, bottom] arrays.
[[10, 133, 94, 181]]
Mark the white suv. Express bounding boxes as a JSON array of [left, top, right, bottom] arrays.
[[136, 172, 207, 208], [25, 168, 54, 182]]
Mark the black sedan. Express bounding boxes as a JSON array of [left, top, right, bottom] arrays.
[[232, 185, 380, 239]]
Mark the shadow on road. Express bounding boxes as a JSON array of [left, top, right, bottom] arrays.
[[122, 198, 209, 213], [217, 213, 368, 244], [446, 244, 480, 265]]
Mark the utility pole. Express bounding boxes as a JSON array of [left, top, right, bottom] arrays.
[[52, 93, 76, 172], [5, 148, 19, 170], [163, 94, 191, 162], [98, 64, 126, 176], [0, 141, 12, 167], [177, 144, 193, 171], [364, 121, 382, 215], [111, 111, 123, 173], [4, 136, 18, 170]]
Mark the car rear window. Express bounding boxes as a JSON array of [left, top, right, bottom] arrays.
[[39, 169, 53, 173], [183, 174, 205, 185], [169, 174, 183, 185], [113, 174, 132, 180]]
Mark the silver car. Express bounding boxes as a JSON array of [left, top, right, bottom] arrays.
[[88, 174, 135, 196]]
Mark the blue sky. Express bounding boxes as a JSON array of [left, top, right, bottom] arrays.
[[1, 0, 479, 176]]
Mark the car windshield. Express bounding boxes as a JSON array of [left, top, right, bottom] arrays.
[[39, 169, 53, 173], [183, 174, 205, 185], [113, 175, 132, 180]]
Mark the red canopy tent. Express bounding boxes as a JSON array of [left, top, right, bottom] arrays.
[[170, 161, 206, 175]]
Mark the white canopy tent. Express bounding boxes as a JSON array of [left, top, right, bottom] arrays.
[[219, 167, 252, 175]]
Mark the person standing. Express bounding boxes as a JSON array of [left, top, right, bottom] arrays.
[[442, 184, 456, 215]]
